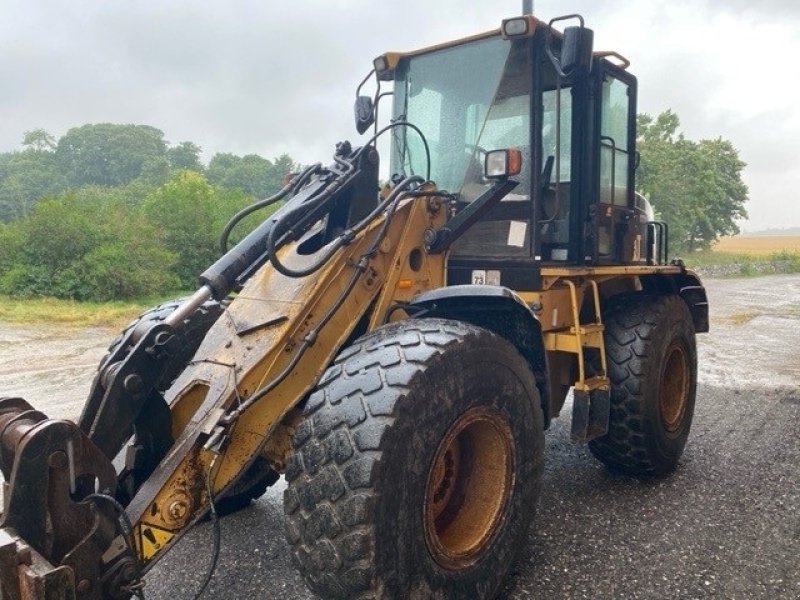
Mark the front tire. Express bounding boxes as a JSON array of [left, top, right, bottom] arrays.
[[284, 319, 544, 599], [588, 294, 697, 476]]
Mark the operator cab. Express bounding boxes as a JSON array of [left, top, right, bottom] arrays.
[[374, 15, 654, 291]]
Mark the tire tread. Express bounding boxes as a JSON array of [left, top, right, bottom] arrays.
[[588, 294, 696, 476], [285, 319, 530, 598]]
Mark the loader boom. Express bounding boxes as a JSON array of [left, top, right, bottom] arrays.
[[0, 142, 449, 598]]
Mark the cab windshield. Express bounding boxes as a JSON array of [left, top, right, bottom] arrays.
[[391, 36, 532, 256]]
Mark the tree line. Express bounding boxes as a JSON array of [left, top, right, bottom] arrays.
[[636, 110, 748, 252], [0, 112, 748, 302], [0, 123, 294, 300]]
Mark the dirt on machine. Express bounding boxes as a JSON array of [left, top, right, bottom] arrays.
[[0, 10, 708, 600]]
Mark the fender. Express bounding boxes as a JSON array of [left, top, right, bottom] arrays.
[[407, 285, 553, 427], [640, 269, 709, 333]]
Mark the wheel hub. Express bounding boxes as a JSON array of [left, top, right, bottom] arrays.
[[660, 344, 689, 432], [423, 406, 514, 570]]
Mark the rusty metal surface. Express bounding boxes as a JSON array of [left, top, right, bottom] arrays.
[[1, 525, 77, 600], [0, 397, 137, 600], [423, 406, 514, 570]]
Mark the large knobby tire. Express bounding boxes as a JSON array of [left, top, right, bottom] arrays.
[[284, 318, 544, 599], [588, 294, 697, 476], [104, 298, 278, 513]]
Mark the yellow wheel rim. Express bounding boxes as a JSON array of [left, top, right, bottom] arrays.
[[423, 406, 515, 569], [660, 344, 689, 432]]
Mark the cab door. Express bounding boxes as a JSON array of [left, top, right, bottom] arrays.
[[593, 64, 637, 263]]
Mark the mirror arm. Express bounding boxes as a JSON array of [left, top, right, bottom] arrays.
[[355, 68, 375, 98]]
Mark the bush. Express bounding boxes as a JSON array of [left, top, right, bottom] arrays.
[[58, 244, 178, 301], [0, 265, 57, 297], [142, 170, 264, 287], [0, 190, 179, 300], [0, 156, 289, 302]]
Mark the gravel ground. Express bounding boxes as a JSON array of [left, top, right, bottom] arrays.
[[1, 275, 798, 599]]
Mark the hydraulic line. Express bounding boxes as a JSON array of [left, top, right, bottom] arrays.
[[218, 162, 322, 254], [266, 172, 423, 278]]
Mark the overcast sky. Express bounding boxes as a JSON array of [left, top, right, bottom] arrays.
[[1, 0, 797, 231]]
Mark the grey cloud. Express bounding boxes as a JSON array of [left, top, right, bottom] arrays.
[[0, 0, 797, 229]]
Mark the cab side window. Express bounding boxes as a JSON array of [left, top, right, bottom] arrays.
[[599, 76, 631, 207]]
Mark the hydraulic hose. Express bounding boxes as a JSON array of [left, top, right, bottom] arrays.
[[354, 121, 431, 181], [266, 174, 423, 278], [218, 162, 322, 254]]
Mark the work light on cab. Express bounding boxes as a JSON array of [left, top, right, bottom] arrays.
[[501, 16, 530, 37], [485, 148, 523, 178]]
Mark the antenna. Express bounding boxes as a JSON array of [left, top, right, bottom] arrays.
[[522, 0, 533, 15]]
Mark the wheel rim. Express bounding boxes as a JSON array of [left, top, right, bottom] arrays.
[[423, 406, 515, 570], [660, 344, 689, 432]]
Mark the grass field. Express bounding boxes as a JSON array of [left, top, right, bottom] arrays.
[[684, 235, 800, 276], [713, 235, 800, 255], [0, 292, 187, 327]]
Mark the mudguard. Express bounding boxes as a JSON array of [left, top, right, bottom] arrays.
[[407, 284, 553, 426]]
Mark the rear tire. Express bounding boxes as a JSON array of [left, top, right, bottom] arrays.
[[284, 318, 544, 599], [588, 294, 697, 476], [213, 457, 280, 516]]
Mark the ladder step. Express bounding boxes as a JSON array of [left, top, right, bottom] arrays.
[[574, 376, 609, 392], [544, 330, 605, 353], [572, 323, 604, 335]]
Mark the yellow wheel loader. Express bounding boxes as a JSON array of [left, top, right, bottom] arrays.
[[0, 11, 708, 600]]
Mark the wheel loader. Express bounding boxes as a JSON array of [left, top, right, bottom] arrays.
[[0, 11, 708, 600]]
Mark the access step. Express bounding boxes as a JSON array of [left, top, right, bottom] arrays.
[[543, 323, 605, 354]]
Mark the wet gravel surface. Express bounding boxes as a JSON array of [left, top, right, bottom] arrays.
[[1, 275, 799, 599]]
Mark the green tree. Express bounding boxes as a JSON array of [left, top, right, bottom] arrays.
[[55, 123, 168, 187], [0, 122, 298, 300], [22, 129, 56, 151], [636, 110, 748, 252], [167, 141, 203, 172], [207, 152, 294, 198], [0, 149, 67, 221], [143, 170, 252, 286], [0, 191, 177, 300]]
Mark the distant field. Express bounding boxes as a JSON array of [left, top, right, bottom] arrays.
[[714, 235, 800, 255]]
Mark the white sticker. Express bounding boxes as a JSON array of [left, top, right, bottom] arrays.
[[486, 270, 501, 286], [507, 221, 527, 247], [471, 270, 486, 285]]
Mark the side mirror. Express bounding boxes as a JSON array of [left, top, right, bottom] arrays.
[[545, 15, 594, 78], [560, 25, 594, 75], [354, 96, 375, 134]]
